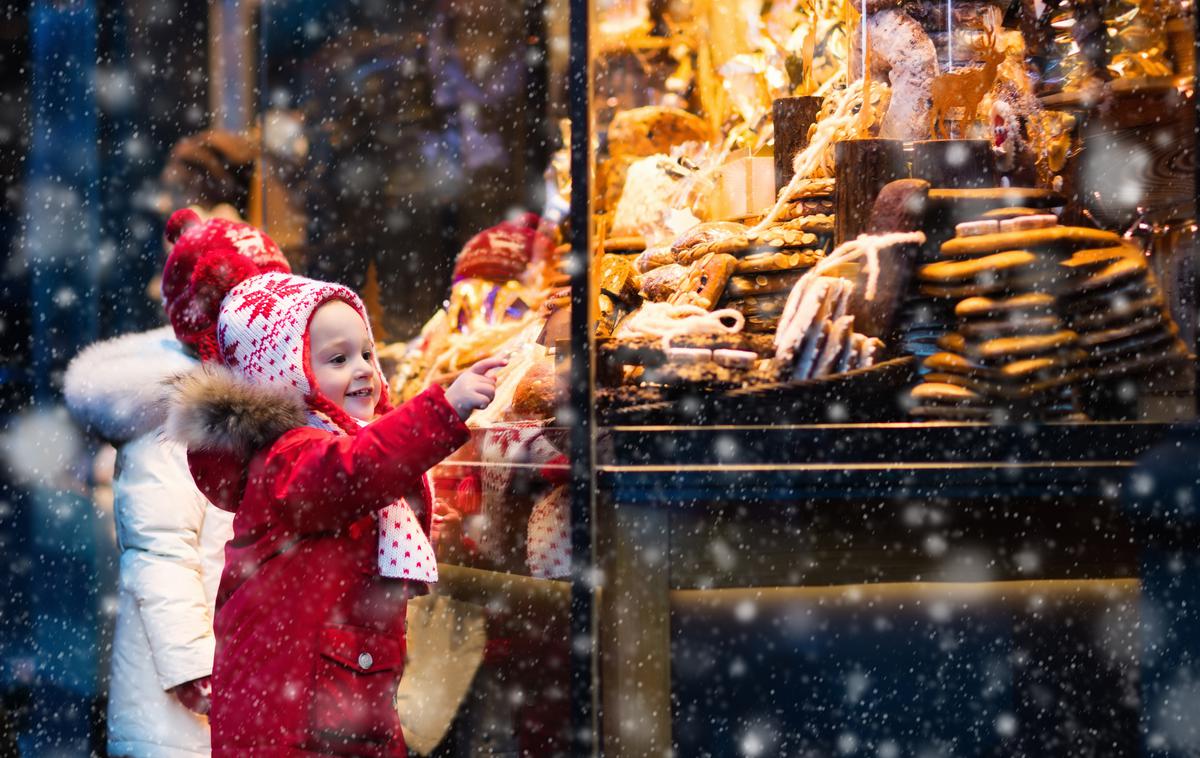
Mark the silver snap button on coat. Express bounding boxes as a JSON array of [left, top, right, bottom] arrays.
[[357, 652, 374, 670]]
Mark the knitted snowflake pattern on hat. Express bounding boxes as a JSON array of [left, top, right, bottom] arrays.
[[452, 213, 548, 282], [216, 271, 434, 581]]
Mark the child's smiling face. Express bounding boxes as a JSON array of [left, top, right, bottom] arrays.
[[308, 299, 381, 422]]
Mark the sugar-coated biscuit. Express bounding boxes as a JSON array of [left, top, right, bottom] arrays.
[[713, 348, 758, 369], [666, 347, 713, 364], [955, 220, 1000, 238], [999, 215, 1058, 233]]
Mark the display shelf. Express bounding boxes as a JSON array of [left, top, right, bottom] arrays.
[[598, 422, 1188, 502]]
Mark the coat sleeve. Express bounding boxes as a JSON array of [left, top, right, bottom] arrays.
[[115, 434, 216, 690], [262, 384, 470, 534]]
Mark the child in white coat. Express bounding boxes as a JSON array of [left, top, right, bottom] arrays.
[[64, 210, 290, 757]]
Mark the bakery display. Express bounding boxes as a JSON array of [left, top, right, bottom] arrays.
[[385, 0, 1194, 431]]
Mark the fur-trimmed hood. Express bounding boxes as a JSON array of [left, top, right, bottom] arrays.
[[165, 364, 309, 512], [166, 363, 308, 457], [64, 326, 198, 442]]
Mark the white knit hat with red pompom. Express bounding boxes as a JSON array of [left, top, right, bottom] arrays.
[[217, 270, 437, 582], [216, 271, 393, 435]]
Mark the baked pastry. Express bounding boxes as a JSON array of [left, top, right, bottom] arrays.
[[640, 263, 689, 302], [597, 254, 641, 304], [668, 253, 737, 310], [671, 222, 751, 260], [510, 359, 560, 420], [607, 106, 712, 159], [635, 245, 676, 273]]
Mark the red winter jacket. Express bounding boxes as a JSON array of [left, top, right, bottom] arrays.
[[170, 366, 468, 757]]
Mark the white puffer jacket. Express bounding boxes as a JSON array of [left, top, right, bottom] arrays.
[[64, 327, 233, 758]]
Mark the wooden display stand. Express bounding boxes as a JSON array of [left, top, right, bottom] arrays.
[[910, 138, 998, 189], [773, 96, 823, 190], [834, 138, 908, 245]]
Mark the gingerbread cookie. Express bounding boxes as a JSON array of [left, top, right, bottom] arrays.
[[725, 270, 808, 298], [961, 315, 1062, 340], [1068, 294, 1164, 331], [921, 250, 1040, 282], [980, 207, 1044, 220], [668, 253, 737, 310], [1062, 245, 1139, 271], [956, 292, 1057, 320], [1064, 256, 1149, 296], [746, 226, 820, 249], [966, 330, 1080, 362], [1077, 312, 1164, 348], [941, 226, 1122, 259], [781, 197, 836, 220], [1059, 279, 1159, 316], [775, 214, 836, 235], [780, 177, 836, 201]]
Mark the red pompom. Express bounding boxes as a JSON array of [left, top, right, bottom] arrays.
[[165, 209, 202, 244]]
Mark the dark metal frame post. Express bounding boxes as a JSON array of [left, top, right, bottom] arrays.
[[567, 0, 598, 751], [1194, 6, 1199, 417]]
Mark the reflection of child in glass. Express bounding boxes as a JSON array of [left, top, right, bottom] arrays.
[[167, 244, 503, 755]]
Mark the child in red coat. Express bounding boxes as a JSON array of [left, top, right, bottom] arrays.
[[168, 263, 501, 757]]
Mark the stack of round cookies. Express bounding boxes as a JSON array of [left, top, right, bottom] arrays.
[[908, 210, 1124, 420], [1059, 245, 1188, 380]]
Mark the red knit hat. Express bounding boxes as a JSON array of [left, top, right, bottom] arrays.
[[161, 208, 291, 362], [452, 213, 548, 282]]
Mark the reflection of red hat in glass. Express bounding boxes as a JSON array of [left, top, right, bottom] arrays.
[[452, 213, 548, 282], [160, 208, 291, 362]]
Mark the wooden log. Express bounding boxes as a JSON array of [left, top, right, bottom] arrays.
[[773, 96, 822, 191], [911, 138, 997, 189], [834, 138, 908, 245]]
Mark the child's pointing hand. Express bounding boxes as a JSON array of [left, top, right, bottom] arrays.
[[445, 355, 509, 420]]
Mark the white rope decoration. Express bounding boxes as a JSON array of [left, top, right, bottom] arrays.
[[752, 79, 890, 233], [616, 301, 746, 351]]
